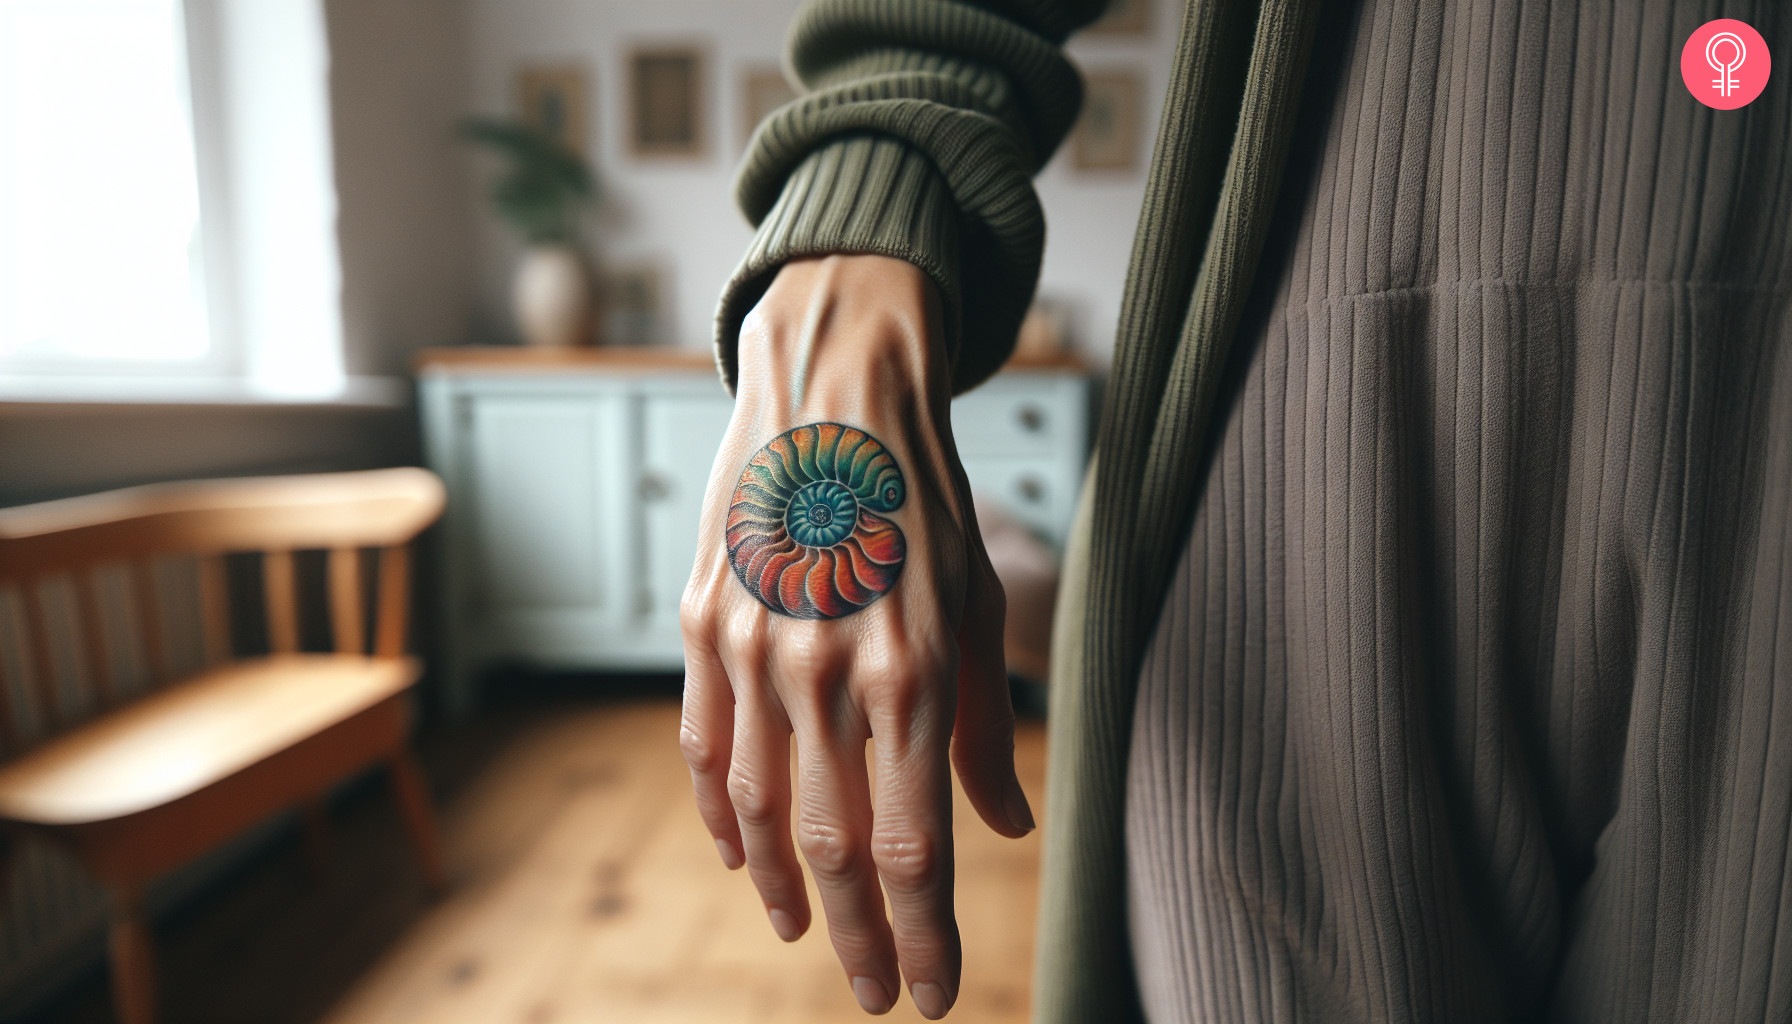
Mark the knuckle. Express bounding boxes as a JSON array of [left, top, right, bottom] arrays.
[[871, 831, 941, 894], [782, 632, 832, 678], [678, 724, 721, 775], [868, 673, 915, 714], [779, 635, 845, 698], [678, 594, 711, 638], [720, 613, 770, 669], [857, 659, 917, 705], [726, 770, 780, 828], [796, 819, 861, 882], [678, 574, 724, 636], [858, 654, 952, 727]]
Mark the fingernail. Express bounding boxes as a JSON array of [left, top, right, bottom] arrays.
[[1005, 780, 1036, 832], [911, 980, 953, 1019], [767, 908, 801, 942], [851, 976, 893, 1014], [715, 838, 743, 869]]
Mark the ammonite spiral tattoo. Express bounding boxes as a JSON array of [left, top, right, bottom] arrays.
[[726, 422, 907, 619]]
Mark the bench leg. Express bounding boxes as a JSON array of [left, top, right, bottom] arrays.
[[300, 797, 332, 876], [387, 751, 447, 892], [108, 886, 158, 1024]]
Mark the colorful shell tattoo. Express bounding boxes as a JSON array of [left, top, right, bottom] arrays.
[[726, 422, 906, 619]]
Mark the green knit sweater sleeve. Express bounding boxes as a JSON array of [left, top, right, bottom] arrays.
[[715, 0, 1111, 395]]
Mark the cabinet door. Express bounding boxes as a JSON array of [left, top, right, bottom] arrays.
[[464, 395, 632, 636], [640, 393, 736, 625], [957, 455, 1072, 544]]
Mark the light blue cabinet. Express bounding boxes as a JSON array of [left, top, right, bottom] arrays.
[[419, 351, 1089, 714], [639, 393, 738, 626]]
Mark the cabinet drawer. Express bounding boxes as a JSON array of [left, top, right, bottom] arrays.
[[959, 455, 1076, 546], [950, 383, 1075, 457]]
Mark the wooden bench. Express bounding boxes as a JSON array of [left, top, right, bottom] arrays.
[[0, 468, 448, 1024]]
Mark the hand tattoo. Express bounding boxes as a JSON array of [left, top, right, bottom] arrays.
[[726, 422, 907, 619]]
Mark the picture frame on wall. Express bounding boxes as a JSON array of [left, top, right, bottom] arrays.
[[600, 262, 666, 346], [1086, 0, 1150, 34], [1071, 71, 1142, 171], [739, 65, 798, 151], [627, 46, 708, 159], [516, 64, 588, 154]]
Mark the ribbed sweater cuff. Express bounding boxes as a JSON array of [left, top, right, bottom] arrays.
[[714, 135, 961, 394]]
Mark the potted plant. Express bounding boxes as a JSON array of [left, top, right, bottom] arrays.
[[461, 118, 597, 347]]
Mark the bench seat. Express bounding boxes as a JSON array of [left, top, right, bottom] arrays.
[[0, 655, 419, 827]]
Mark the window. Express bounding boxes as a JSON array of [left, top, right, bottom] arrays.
[[0, 0, 211, 372], [0, 0, 346, 400]]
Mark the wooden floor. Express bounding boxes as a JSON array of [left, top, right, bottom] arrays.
[[29, 694, 1047, 1023]]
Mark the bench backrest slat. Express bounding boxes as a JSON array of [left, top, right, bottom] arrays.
[[0, 469, 445, 759], [0, 469, 445, 581], [329, 548, 365, 656]]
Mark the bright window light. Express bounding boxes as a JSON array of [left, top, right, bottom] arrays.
[[0, 0, 210, 367]]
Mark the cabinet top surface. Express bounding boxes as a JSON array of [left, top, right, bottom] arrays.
[[414, 346, 1091, 377]]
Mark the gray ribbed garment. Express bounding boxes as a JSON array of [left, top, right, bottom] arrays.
[[1126, 1, 1792, 1021]]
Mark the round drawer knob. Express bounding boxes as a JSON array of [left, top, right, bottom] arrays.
[[1016, 405, 1046, 432], [639, 472, 670, 501], [1016, 476, 1045, 503]]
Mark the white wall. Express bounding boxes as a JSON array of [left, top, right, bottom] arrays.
[[463, 0, 1181, 366], [1045, 7, 1182, 363], [327, 0, 480, 377]]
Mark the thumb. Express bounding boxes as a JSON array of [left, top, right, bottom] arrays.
[[950, 559, 1034, 838]]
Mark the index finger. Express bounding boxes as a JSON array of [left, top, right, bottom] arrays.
[[680, 623, 744, 871]]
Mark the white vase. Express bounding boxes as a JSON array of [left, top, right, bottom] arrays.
[[512, 244, 593, 347]]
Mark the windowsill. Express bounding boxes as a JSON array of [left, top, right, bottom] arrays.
[[0, 375, 409, 411]]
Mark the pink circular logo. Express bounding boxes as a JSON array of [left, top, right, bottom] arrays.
[[1682, 19, 1770, 109]]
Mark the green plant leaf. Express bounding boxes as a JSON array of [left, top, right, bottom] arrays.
[[459, 116, 595, 244]]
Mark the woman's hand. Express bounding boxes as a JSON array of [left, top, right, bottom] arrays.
[[679, 255, 1034, 1019]]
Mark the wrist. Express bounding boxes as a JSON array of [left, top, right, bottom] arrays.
[[716, 136, 963, 397], [736, 255, 951, 423]]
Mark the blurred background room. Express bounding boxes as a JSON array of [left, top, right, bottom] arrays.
[[0, 0, 1176, 1020]]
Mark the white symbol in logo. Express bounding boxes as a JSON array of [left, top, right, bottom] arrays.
[[1707, 31, 1747, 97]]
